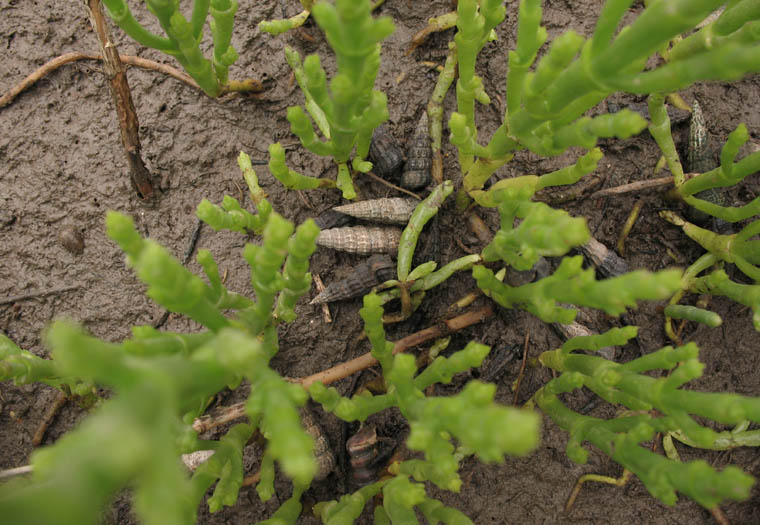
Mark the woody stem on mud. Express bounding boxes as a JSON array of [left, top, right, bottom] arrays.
[[80, 0, 154, 200]]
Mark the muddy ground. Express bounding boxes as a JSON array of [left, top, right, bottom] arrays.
[[2, 0, 760, 523]]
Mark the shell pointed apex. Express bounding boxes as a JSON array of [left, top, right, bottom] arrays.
[[416, 111, 429, 131]]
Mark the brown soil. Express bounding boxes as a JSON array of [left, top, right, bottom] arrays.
[[2, 1, 760, 524]]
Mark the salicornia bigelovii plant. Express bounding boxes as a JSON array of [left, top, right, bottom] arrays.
[[268, 0, 394, 199], [0, 156, 323, 524], [534, 326, 759, 508], [449, 0, 760, 202], [0, 154, 542, 524], [102, 0, 259, 97], [3, 1, 760, 523]]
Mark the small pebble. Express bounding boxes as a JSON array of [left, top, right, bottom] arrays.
[[58, 225, 84, 255]]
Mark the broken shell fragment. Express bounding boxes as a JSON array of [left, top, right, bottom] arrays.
[[317, 226, 401, 255], [579, 237, 629, 278], [400, 112, 432, 190], [181, 449, 215, 472], [311, 254, 396, 304], [299, 407, 335, 481], [368, 124, 404, 181], [333, 198, 417, 225]]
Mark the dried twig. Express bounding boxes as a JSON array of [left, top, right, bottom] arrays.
[[709, 506, 730, 525], [588, 175, 675, 199], [0, 465, 34, 481], [182, 219, 204, 265], [361, 170, 423, 200], [312, 274, 333, 323], [617, 199, 643, 257], [300, 304, 493, 388], [0, 52, 212, 110], [32, 391, 68, 447], [192, 304, 494, 433], [82, 0, 154, 199], [241, 470, 261, 488], [589, 171, 703, 200], [0, 285, 81, 306], [1, 53, 88, 108], [565, 469, 632, 512]]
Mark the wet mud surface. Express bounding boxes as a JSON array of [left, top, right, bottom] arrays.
[[2, 1, 760, 523]]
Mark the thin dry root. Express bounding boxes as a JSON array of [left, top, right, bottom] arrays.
[[565, 469, 632, 512], [32, 391, 68, 447], [617, 199, 643, 257], [0, 51, 263, 109]]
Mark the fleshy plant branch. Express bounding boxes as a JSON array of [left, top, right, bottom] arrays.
[[451, 0, 760, 202], [308, 292, 540, 517], [472, 187, 682, 324], [535, 327, 759, 509], [0, 158, 323, 523], [101, 0, 261, 97], [272, 0, 395, 199]]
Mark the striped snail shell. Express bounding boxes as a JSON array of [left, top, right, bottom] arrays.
[[316, 226, 401, 255], [368, 124, 404, 181], [400, 112, 432, 190], [332, 198, 417, 225], [310, 254, 396, 304], [299, 407, 335, 481], [346, 425, 380, 486]]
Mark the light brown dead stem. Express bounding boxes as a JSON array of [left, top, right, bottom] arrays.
[[82, 0, 154, 199], [192, 304, 494, 433]]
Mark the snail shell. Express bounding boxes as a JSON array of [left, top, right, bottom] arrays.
[[316, 226, 401, 255], [311, 254, 396, 304], [346, 425, 379, 486], [299, 407, 335, 481], [400, 112, 432, 190], [181, 449, 215, 472], [579, 237, 629, 278], [368, 124, 404, 181], [333, 198, 417, 225], [552, 320, 615, 360], [687, 100, 712, 175], [685, 100, 731, 232], [58, 225, 84, 255], [313, 208, 354, 230]]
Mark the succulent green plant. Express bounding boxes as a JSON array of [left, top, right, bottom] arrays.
[[270, 0, 395, 199], [101, 0, 259, 97], [3, 1, 760, 523], [535, 327, 759, 508], [447, 0, 760, 201]]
